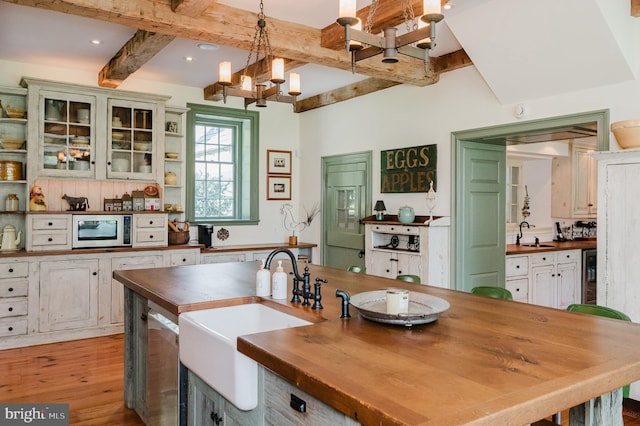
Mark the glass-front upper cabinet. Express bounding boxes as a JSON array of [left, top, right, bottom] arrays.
[[39, 90, 95, 178], [108, 99, 156, 180]]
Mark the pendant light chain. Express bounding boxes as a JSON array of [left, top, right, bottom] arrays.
[[364, 0, 378, 33], [401, 0, 418, 32], [241, 0, 274, 91]]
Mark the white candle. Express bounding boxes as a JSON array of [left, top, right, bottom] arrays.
[[423, 0, 441, 16], [288, 73, 301, 95], [339, 0, 356, 19], [272, 58, 285, 82], [218, 61, 232, 84], [241, 75, 252, 91]]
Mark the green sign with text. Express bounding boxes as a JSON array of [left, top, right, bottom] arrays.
[[381, 144, 437, 193]]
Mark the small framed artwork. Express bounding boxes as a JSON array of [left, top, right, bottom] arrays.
[[267, 176, 291, 200], [267, 149, 292, 175]]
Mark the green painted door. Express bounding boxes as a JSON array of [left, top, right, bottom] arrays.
[[322, 152, 371, 269], [456, 141, 506, 292]]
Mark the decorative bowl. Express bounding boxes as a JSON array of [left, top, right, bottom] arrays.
[[112, 132, 125, 141], [5, 107, 25, 119], [134, 141, 151, 151], [0, 138, 24, 150], [165, 152, 179, 159], [611, 120, 640, 149]]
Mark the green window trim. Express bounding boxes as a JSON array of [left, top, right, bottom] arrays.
[[186, 103, 259, 225]]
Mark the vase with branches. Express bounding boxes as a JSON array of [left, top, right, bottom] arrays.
[[281, 202, 320, 245]]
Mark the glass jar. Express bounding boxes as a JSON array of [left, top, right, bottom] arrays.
[[5, 194, 18, 211]]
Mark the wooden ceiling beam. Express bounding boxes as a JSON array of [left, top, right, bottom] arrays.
[[6, 0, 434, 86], [170, 0, 218, 18], [632, 0, 640, 17], [98, 29, 175, 88], [295, 49, 470, 113]]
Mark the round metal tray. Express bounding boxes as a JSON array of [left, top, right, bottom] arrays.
[[350, 290, 450, 326]]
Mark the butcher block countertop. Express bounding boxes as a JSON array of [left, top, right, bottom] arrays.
[[114, 261, 640, 426], [506, 239, 596, 255]]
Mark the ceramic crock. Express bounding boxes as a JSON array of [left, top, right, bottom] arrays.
[[398, 206, 415, 223]]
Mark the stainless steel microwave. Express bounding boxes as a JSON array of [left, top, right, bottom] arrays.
[[72, 214, 132, 249]]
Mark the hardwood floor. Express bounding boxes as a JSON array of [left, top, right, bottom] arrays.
[[1, 334, 640, 425], [0, 334, 143, 426]]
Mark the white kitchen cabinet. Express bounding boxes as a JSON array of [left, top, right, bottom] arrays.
[[0, 86, 28, 217], [133, 213, 168, 247], [163, 106, 188, 221], [505, 255, 529, 302], [109, 253, 165, 325], [551, 140, 597, 218], [595, 150, 640, 400], [25, 214, 72, 251], [364, 218, 450, 287], [38, 258, 99, 332], [527, 250, 581, 309], [21, 77, 169, 184], [0, 259, 29, 338]]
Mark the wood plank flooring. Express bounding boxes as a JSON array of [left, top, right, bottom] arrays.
[[1, 334, 640, 425], [0, 334, 143, 426]]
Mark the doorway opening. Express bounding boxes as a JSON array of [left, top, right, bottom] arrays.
[[451, 109, 609, 291]]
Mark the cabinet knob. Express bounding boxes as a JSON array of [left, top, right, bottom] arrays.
[[516, 265, 520, 269], [8, 307, 13, 312], [48, 222, 53, 226], [8, 268, 13, 273], [48, 238, 53, 242], [92, 272, 97, 276], [542, 257, 546, 261], [552, 274, 556, 277], [386, 269, 390, 273], [150, 235, 154, 239], [8, 326, 13, 332], [107, 161, 112, 166], [182, 258, 186, 262], [149, 220, 154, 225], [8, 287, 13, 292]]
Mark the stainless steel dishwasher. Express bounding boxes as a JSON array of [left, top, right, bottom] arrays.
[[147, 307, 181, 425]]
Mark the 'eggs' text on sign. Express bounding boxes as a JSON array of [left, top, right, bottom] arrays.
[[381, 144, 437, 193]]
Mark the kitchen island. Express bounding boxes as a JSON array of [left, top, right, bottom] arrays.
[[114, 260, 640, 425]]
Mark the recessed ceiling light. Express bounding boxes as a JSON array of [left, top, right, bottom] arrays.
[[90, 39, 102, 45], [197, 43, 220, 51], [184, 56, 194, 62], [443, 2, 454, 10]]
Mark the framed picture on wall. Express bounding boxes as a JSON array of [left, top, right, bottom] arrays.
[[267, 176, 291, 200], [267, 149, 292, 175]]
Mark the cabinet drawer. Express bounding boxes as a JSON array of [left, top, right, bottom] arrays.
[[506, 278, 528, 302], [557, 250, 581, 263], [263, 369, 357, 426], [0, 279, 28, 297], [0, 316, 27, 337], [0, 298, 27, 318], [505, 256, 528, 277], [31, 216, 70, 230], [31, 232, 69, 247], [134, 230, 167, 245], [0, 262, 29, 279], [169, 252, 198, 266], [531, 252, 556, 265], [136, 214, 165, 228], [200, 253, 246, 264], [370, 224, 420, 235]]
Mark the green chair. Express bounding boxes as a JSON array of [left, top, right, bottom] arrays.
[[470, 286, 513, 301], [396, 274, 421, 283], [347, 266, 366, 273], [567, 303, 631, 398]]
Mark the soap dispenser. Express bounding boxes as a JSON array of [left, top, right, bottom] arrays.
[[256, 259, 271, 297], [272, 260, 288, 299]]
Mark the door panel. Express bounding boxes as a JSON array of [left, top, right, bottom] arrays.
[[457, 142, 506, 292], [322, 152, 371, 269]]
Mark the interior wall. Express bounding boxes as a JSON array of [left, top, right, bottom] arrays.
[[298, 65, 640, 257], [0, 59, 302, 247]]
